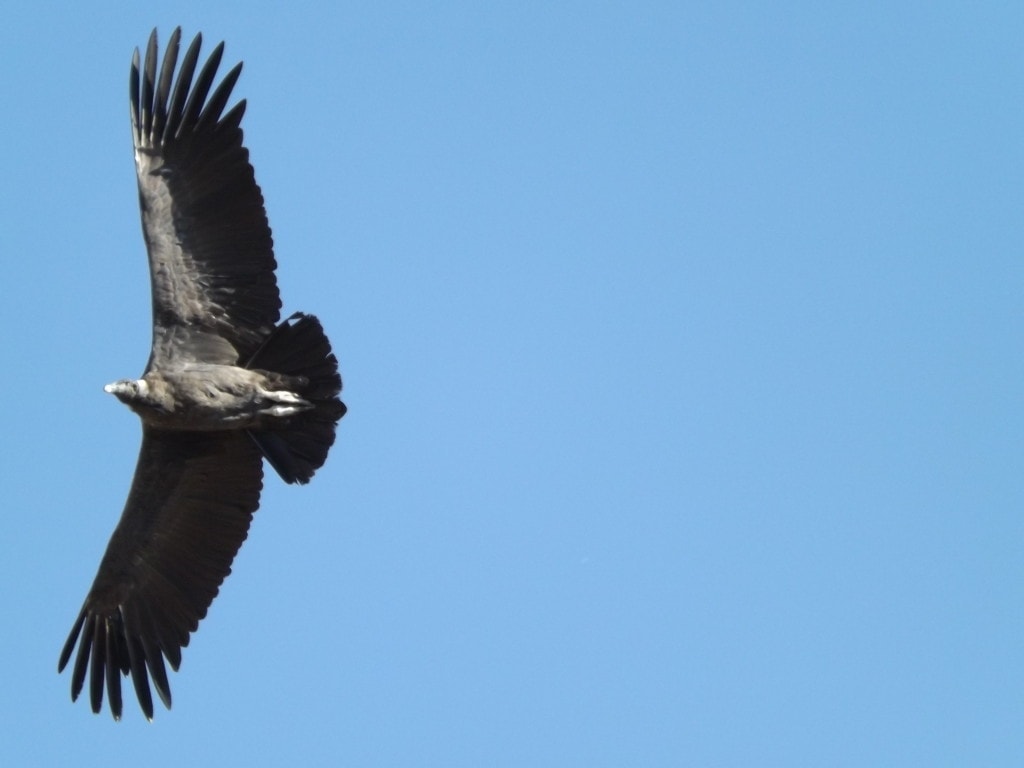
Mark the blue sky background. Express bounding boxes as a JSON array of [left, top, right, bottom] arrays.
[[1, 1, 1022, 765]]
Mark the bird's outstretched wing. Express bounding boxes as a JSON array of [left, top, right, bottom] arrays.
[[131, 27, 280, 369], [58, 428, 264, 720]]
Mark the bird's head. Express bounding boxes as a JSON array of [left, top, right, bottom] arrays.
[[104, 378, 150, 406]]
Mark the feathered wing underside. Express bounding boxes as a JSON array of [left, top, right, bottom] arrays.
[[58, 428, 263, 720], [131, 27, 281, 369]]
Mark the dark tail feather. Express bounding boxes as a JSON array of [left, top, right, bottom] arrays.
[[246, 312, 346, 484]]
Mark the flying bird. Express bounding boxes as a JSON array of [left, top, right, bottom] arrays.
[[57, 28, 346, 720]]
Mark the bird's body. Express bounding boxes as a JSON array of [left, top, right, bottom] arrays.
[[57, 28, 346, 720], [107, 364, 314, 429]]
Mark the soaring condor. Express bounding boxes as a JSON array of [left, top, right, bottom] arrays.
[[58, 28, 346, 720]]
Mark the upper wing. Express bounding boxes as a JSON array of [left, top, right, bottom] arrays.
[[131, 28, 281, 369], [58, 427, 264, 720]]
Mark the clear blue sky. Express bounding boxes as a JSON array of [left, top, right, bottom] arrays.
[[1, 2, 1021, 765]]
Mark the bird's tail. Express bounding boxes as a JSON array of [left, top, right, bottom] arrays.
[[245, 312, 346, 484]]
